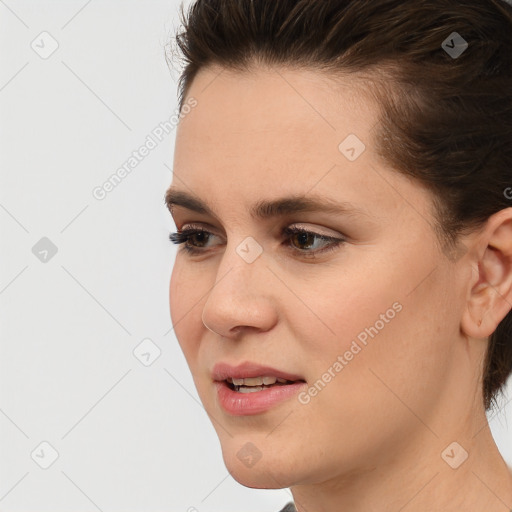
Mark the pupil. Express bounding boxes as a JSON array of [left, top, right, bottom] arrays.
[[296, 232, 312, 249], [193, 232, 207, 246]]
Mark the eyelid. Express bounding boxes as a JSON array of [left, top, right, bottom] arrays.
[[285, 223, 342, 238], [178, 222, 343, 240], [170, 222, 347, 260]]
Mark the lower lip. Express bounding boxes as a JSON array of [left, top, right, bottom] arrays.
[[214, 380, 308, 416]]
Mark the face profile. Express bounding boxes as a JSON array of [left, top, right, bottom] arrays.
[[165, 1, 512, 510]]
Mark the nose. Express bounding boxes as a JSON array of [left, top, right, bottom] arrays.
[[200, 242, 279, 339]]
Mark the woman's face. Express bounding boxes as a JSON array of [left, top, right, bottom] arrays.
[[167, 65, 475, 489]]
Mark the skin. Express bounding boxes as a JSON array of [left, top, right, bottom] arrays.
[[167, 63, 512, 512]]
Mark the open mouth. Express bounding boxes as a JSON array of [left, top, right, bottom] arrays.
[[224, 376, 306, 393]]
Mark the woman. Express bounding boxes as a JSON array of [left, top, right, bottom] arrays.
[[165, 0, 512, 510]]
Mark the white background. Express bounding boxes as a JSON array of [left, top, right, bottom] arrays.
[[0, 1, 511, 511]]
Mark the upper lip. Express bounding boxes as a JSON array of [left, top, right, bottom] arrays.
[[212, 361, 306, 382]]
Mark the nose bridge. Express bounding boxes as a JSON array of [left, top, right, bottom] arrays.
[[201, 235, 276, 336], [210, 234, 267, 299]]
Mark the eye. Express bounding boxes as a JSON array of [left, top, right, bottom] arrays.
[[169, 227, 217, 253], [169, 224, 346, 259], [281, 226, 345, 258]]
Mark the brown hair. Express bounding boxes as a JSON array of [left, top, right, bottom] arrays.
[[166, 0, 512, 412]]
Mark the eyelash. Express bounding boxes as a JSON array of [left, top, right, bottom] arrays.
[[168, 225, 346, 259]]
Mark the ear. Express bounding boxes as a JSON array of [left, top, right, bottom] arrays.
[[461, 207, 512, 340]]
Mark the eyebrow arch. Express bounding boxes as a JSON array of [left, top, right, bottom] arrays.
[[165, 188, 371, 220]]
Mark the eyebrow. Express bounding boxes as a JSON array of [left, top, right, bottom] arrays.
[[165, 188, 370, 220]]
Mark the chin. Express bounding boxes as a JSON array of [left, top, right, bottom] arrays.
[[224, 460, 293, 489], [220, 442, 301, 490]]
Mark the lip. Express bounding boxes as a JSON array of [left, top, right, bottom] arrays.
[[214, 380, 308, 416], [211, 361, 306, 382]]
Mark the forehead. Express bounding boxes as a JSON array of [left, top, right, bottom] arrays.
[[171, 65, 430, 224], [177, 64, 377, 148]]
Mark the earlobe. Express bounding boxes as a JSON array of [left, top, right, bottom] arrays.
[[460, 208, 512, 340]]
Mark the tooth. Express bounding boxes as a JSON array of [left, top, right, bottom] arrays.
[[238, 386, 264, 393], [230, 376, 286, 386], [243, 377, 264, 386]]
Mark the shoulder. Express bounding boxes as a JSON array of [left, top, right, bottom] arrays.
[[277, 502, 297, 512]]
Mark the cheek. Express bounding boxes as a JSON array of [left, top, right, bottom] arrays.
[[296, 263, 451, 423], [169, 259, 203, 361], [168, 261, 182, 327], [290, 266, 404, 364]]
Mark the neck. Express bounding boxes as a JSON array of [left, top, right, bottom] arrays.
[[290, 403, 512, 512]]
